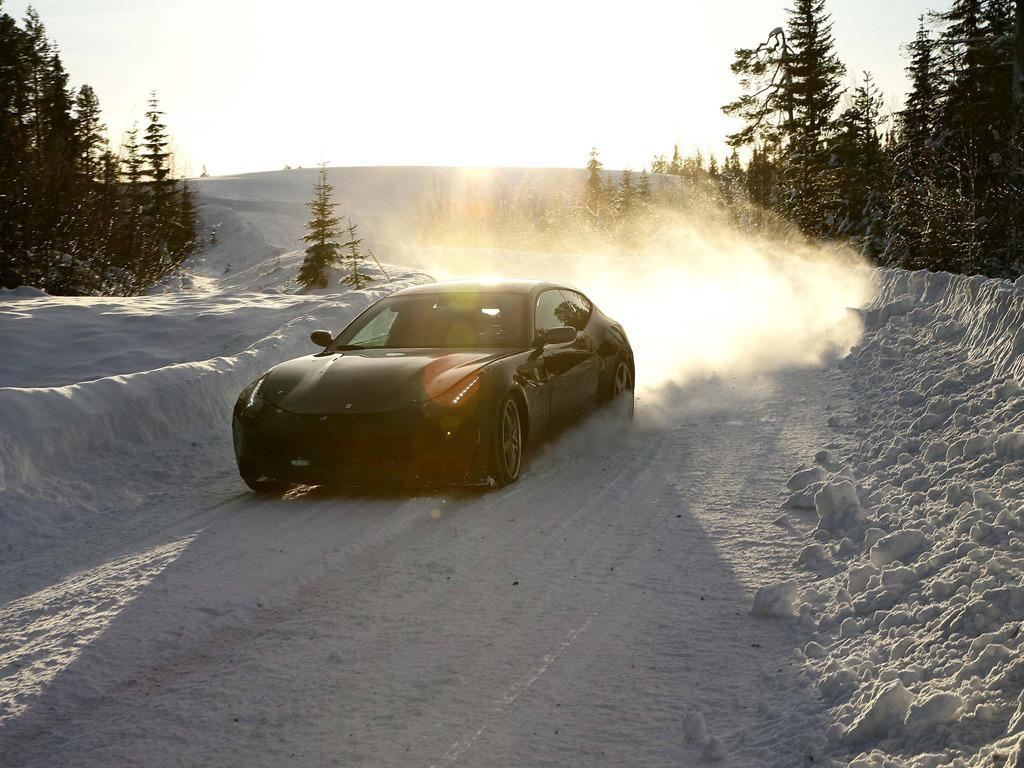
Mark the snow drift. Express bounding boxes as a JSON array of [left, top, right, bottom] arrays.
[[771, 268, 1024, 767]]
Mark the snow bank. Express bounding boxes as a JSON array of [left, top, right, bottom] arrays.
[[0, 260, 430, 552], [771, 268, 1024, 766]]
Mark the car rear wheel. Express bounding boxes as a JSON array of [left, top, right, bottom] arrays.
[[492, 394, 523, 486], [611, 358, 635, 420]]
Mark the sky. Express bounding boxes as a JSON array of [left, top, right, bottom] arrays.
[[8, 0, 939, 177]]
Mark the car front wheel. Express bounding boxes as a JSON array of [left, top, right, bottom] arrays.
[[492, 394, 523, 486]]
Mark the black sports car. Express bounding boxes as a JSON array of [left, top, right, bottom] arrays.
[[232, 279, 634, 490]]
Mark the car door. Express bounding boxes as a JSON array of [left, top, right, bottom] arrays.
[[534, 289, 600, 428]]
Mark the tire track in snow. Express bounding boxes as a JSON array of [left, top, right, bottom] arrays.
[[429, 614, 596, 767]]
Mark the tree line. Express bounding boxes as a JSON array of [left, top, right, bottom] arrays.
[[420, 0, 1023, 280], [722, 0, 1023, 276], [0, 4, 199, 295]]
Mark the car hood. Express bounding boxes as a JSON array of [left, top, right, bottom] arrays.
[[259, 348, 513, 415]]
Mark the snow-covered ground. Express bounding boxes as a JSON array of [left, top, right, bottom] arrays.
[[773, 269, 1024, 767], [2, 167, 1022, 767]]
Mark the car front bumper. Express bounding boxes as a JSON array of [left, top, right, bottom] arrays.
[[232, 402, 490, 486]]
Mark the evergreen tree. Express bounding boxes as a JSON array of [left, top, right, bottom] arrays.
[[340, 218, 373, 290], [722, 26, 793, 151], [167, 179, 198, 262], [0, 6, 199, 294], [585, 147, 603, 210], [669, 144, 683, 175], [900, 19, 939, 152], [74, 84, 105, 179], [723, 0, 845, 236], [638, 168, 652, 201], [886, 21, 943, 270], [781, 0, 846, 234], [142, 92, 172, 229], [298, 164, 342, 290], [0, 3, 30, 287], [832, 72, 888, 252], [615, 168, 636, 216]]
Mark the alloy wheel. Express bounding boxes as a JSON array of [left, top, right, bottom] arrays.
[[501, 399, 522, 479]]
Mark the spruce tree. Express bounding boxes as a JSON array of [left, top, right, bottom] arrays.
[[723, 1, 845, 236], [669, 144, 683, 175], [832, 72, 887, 252], [340, 218, 373, 290], [585, 147, 603, 210], [615, 168, 635, 216], [298, 164, 342, 290], [638, 168, 652, 201], [0, 6, 198, 294], [74, 84, 105, 179], [886, 21, 943, 270], [142, 92, 172, 232], [781, 0, 846, 234]]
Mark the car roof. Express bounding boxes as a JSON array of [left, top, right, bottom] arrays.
[[391, 279, 578, 297]]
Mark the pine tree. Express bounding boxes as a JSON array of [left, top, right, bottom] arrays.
[[722, 26, 793, 151], [0, 4, 30, 287], [167, 179, 198, 262], [298, 164, 342, 290], [585, 147, 603, 210], [900, 19, 938, 152], [669, 144, 683, 175], [723, 1, 846, 236], [142, 92, 172, 230], [340, 218, 373, 290], [638, 168, 652, 201], [886, 20, 943, 270], [719, 150, 747, 212], [832, 72, 887, 252], [74, 84, 105, 179], [781, 0, 847, 234], [615, 168, 635, 216], [0, 6, 199, 294]]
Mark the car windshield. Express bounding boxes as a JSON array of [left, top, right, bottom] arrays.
[[333, 292, 527, 350]]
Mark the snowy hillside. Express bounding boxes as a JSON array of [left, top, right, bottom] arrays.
[[2, 166, 1024, 767], [189, 167, 596, 280]]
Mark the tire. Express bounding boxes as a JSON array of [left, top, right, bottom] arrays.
[[610, 357, 635, 420], [492, 394, 524, 486]]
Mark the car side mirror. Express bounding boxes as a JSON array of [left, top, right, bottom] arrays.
[[536, 326, 578, 347], [310, 329, 333, 348]]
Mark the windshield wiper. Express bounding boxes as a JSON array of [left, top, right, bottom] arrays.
[[332, 344, 367, 351]]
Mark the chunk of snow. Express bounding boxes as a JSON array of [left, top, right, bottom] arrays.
[[794, 543, 829, 569], [904, 691, 963, 731], [995, 433, 1024, 461], [814, 480, 865, 532], [840, 679, 913, 745], [869, 529, 929, 568], [751, 582, 798, 618], [787, 465, 825, 491]]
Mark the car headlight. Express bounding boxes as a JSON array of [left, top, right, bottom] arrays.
[[446, 374, 481, 406], [423, 374, 483, 424]]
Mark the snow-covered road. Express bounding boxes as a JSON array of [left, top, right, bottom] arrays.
[[17, 169, 1024, 766], [0, 367, 837, 767]]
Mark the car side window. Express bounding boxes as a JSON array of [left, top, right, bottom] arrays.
[[535, 290, 566, 336], [535, 289, 592, 337], [558, 291, 592, 331], [349, 306, 398, 347]]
